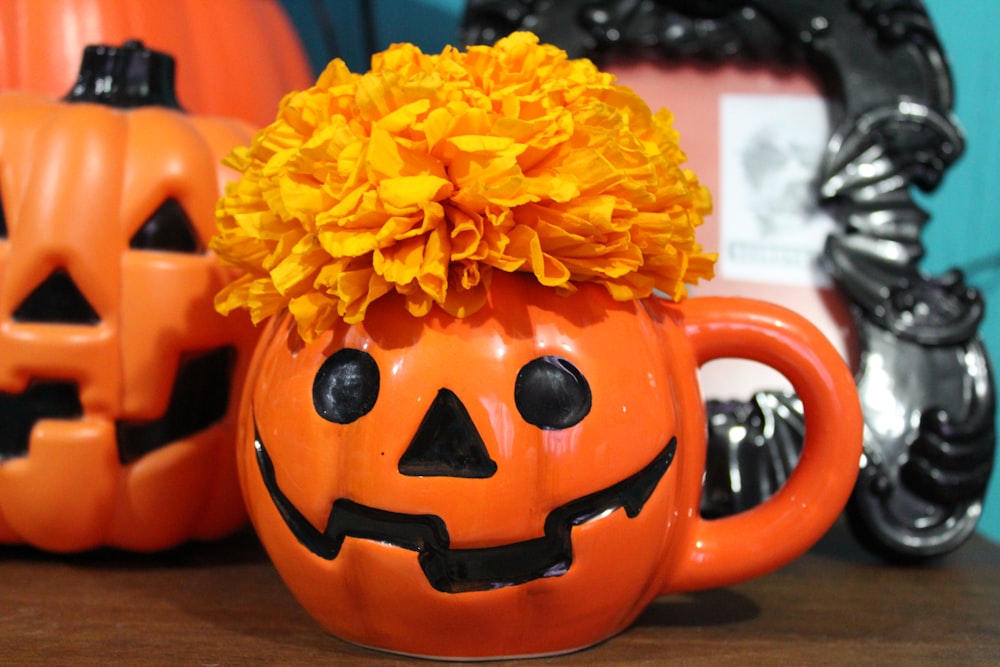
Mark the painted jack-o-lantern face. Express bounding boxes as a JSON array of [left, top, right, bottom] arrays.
[[0, 43, 258, 552], [242, 273, 706, 656], [243, 269, 863, 659]]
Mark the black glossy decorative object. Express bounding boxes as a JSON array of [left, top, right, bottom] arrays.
[[462, 0, 995, 560], [65, 40, 183, 109]]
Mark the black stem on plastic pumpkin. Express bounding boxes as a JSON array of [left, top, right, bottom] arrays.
[[64, 40, 184, 110]]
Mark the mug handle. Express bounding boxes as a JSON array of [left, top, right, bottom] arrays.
[[663, 297, 863, 594]]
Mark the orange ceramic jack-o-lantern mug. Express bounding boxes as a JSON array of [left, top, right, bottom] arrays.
[[212, 33, 864, 659], [239, 272, 861, 659]]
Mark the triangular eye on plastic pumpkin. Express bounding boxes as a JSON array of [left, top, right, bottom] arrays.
[[129, 198, 201, 253], [13, 269, 100, 325]]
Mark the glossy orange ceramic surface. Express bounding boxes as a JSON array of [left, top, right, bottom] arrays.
[[0, 92, 259, 551], [239, 271, 862, 659], [0, 0, 312, 127]]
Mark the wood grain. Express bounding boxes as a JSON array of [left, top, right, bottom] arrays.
[[3, 519, 998, 665]]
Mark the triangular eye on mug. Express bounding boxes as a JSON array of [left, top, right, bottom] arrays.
[[13, 269, 100, 325], [129, 198, 201, 253]]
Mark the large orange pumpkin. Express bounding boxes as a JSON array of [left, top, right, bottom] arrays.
[[0, 42, 259, 552], [241, 271, 862, 658], [0, 0, 312, 127]]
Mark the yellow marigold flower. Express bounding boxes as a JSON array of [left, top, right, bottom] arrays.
[[212, 31, 715, 341]]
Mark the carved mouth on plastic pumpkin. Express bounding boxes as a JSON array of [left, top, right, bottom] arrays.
[[0, 346, 234, 463], [253, 420, 677, 593]]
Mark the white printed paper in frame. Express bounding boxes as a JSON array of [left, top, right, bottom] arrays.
[[605, 62, 855, 398], [719, 94, 837, 288]]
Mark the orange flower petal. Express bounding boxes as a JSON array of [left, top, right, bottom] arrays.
[[212, 31, 717, 338]]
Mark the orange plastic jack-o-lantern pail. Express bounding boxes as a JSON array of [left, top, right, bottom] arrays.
[[212, 33, 864, 659], [0, 42, 258, 552]]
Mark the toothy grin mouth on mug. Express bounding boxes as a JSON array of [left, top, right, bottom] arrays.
[[253, 420, 676, 593]]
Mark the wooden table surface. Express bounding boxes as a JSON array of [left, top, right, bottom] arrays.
[[3, 517, 999, 666]]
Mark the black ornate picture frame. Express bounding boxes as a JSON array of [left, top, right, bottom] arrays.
[[461, 0, 995, 560]]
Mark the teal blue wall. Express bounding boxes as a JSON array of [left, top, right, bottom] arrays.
[[920, 0, 1000, 543], [281, 0, 1000, 544], [279, 0, 463, 74]]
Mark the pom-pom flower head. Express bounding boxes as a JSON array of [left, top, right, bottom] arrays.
[[212, 32, 715, 341]]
